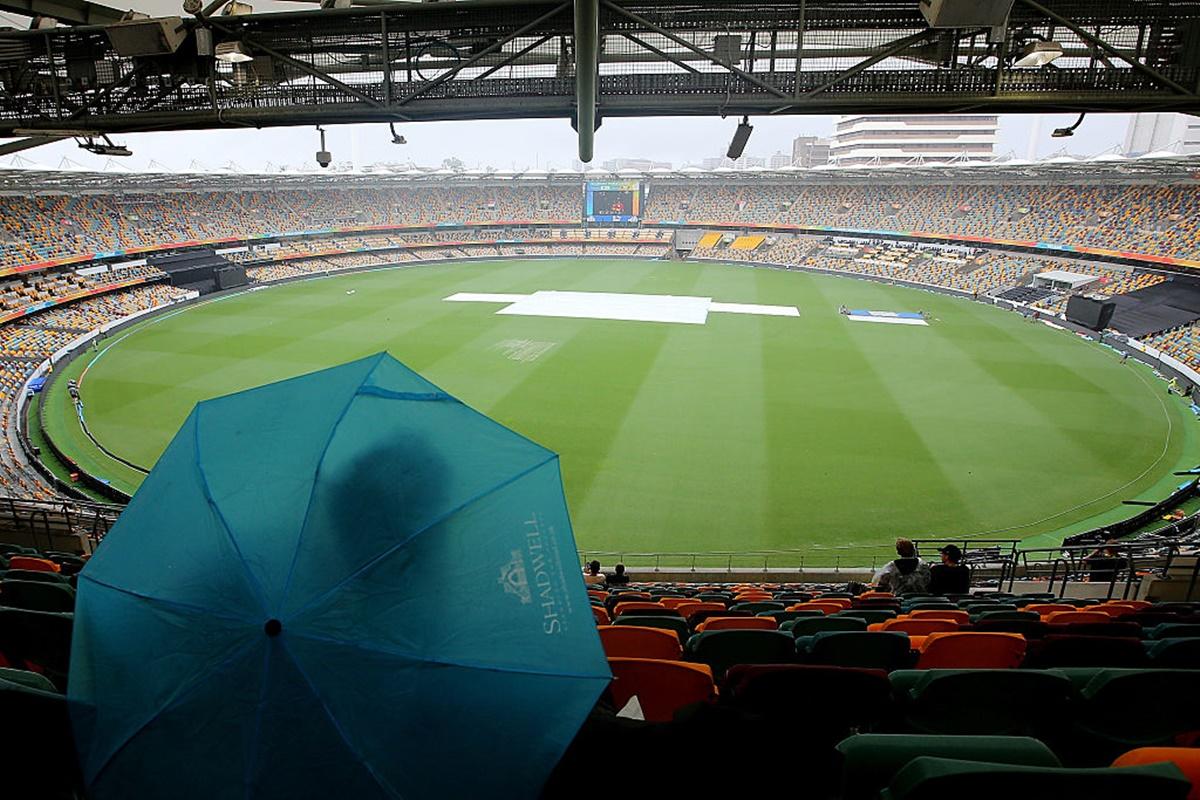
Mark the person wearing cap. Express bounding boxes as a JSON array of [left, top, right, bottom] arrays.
[[929, 544, 971, 595]]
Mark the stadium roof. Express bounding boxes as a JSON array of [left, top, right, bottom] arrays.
[[1, 0, 1199, 163], [1, 151, 1198, 193]]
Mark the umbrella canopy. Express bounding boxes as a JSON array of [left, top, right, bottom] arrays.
[[69, 353, 610, 799]]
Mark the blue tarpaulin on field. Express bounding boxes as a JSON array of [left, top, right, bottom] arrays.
[[68, 352, 609, 800]]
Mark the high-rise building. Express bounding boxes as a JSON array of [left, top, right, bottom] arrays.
[[769, 150, 792, 169], [829, 115, 997, 166], [791, 135, 831, 167], [1124, 113, 1200, 156]]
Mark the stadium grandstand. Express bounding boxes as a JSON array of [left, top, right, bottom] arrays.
[[4, 0, 1200, 797]]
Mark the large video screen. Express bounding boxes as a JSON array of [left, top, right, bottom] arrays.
[[584, 180, 642, 223]]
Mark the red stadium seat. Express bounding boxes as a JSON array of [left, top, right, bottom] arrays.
[[607, 658, 716, 722], [1043, 611, 1112, 625], [908, 609, 969, 625], [694, 616, 778, 633]]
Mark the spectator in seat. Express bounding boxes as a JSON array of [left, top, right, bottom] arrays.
[[583, 560, 606, 586], [873, 538, 931, 595], [1085, 539, 1126, 585], [929, 544, 971, 595], [606, 563, 630, 586]]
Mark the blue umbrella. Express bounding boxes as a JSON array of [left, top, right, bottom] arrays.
[[68, 353, 610, 799]]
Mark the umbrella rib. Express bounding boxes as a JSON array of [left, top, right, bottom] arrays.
[[79, 573, 257, 624], [290, 630, 613, 682], [242, 641, 274, 800], [277, 641, 409, 800], [276, 357, 380, 616], [193, 408, 272, 617], [285, 453, 559, 623], [87, 637, 260, 787]]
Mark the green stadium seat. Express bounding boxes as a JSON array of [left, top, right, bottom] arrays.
[[683, 629, 795, 680], [796, 631, 913, 671], [611, 615, 690, 643], [729, 601, 785, 614], [1056, 668, 1200, 765], [0, 579, 74, 612], [1148, 623, 1200, 639], [968, 618, 1048, 639], [724, 664, 892, 738], [879, 757, 1190, 800], [836, 735, 1060, 800], [961, 603, 1018, 615], [783, 616, 868, 637], [835, 609, 898, 624], [890, 669, 1073, 737], [757, 609, 824, 624], [0, 669, 83, 795], [1022, 635, 1149, 669], [1043, 621, 1144, 639], [1145, 637, 1200, 668], [0, 608, 72, 690], [0, 569, 69, 585]]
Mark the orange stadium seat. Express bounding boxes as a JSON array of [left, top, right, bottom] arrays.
[[7, 557, 59, 574], [914, 632, 1027, 669], [597, 626, 683, 660], [870, 618, 959, 636], [1112, 749, 1200, 800]]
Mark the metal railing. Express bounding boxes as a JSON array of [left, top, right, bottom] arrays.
[[1003, 539, 1186, 600], [0, 495, 121, 552]]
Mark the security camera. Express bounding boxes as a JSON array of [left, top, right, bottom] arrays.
[[314, 125, 331, 168]]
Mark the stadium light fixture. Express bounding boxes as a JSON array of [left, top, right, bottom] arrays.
[[214, 41, 253, 63], [1052, 113, 1086, 138], [389, 122, 406, 145], [727, 116, 753, 160], [77, 135, 132, 157], [1015, 40, 1063, 68]]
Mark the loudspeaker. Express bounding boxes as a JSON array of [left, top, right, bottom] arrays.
[[920, 0, 1015, 28], [1066, 295, 1117, 331], [105, 17, 188, 57]]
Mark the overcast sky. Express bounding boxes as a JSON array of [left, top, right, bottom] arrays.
[[1, 113, 1137, 174], [0, 0, 1137, 173]]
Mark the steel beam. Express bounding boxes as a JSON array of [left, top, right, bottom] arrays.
[[573, 0, 598, 162], [1018, 0, 1195, 97], [0, 0, 125, 25], [0, 135, 66, 155]]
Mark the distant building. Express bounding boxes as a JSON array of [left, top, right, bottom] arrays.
[[769, 150, 792, 169], [701, 154, 767, 170], [1124, 113, 1200, 156], [791, 135, 831, 168], [600, 157, 673, 172], [829, 115, 997, 166]]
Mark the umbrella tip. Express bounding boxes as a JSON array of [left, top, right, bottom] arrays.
[[264, 619, 282, 637]]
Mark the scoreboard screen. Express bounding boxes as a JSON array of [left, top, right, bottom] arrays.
[[584, 180, 643, 223]]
